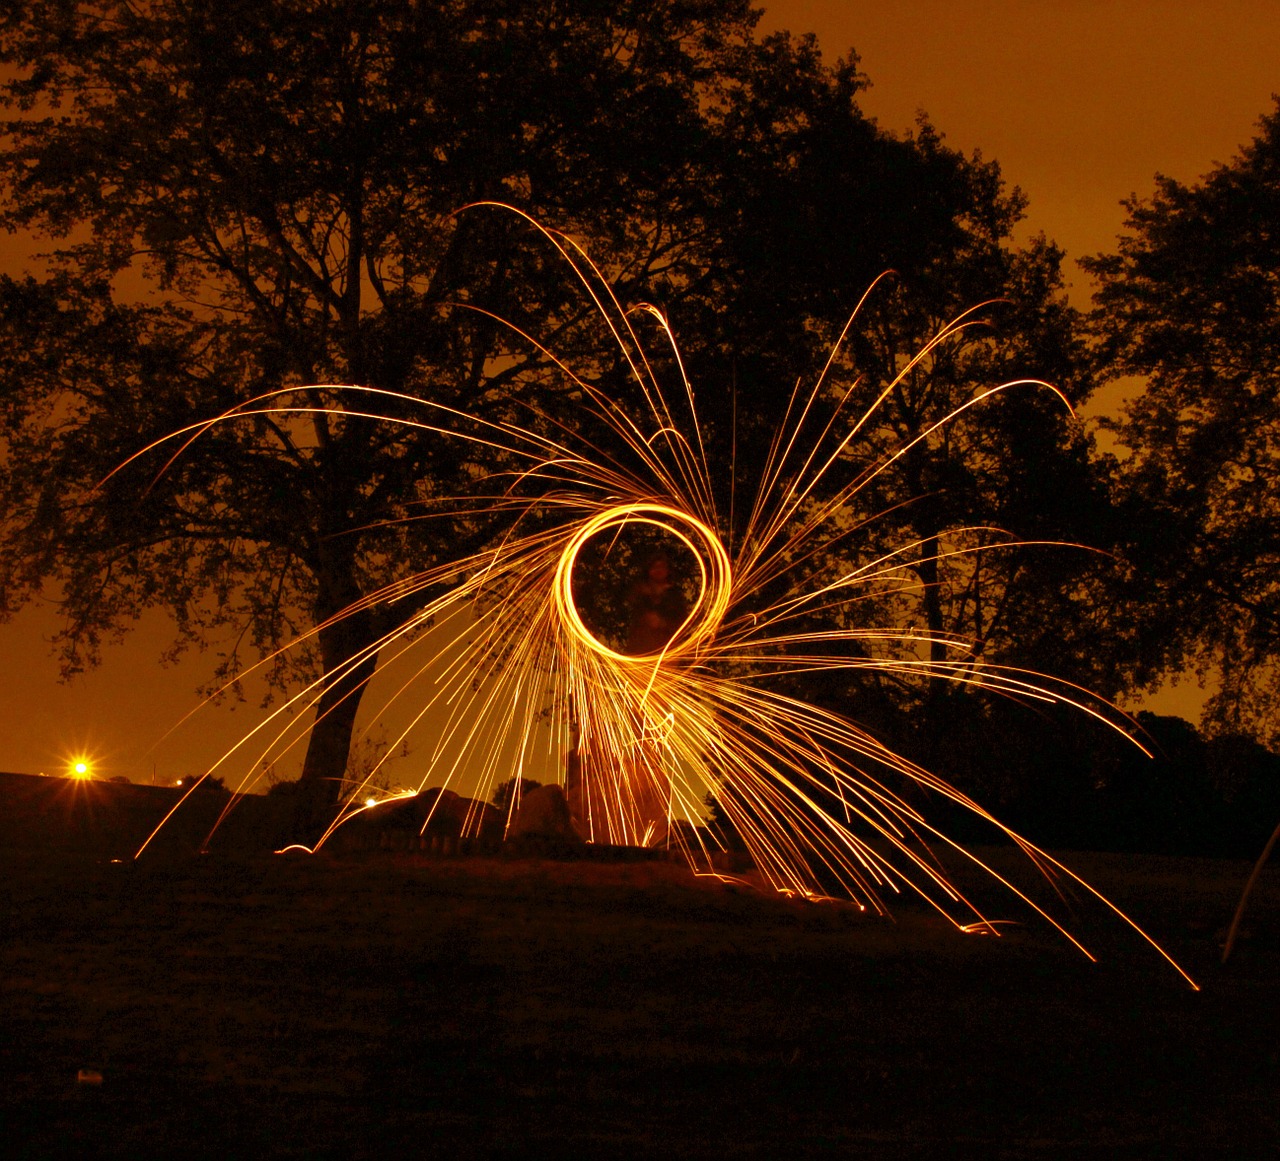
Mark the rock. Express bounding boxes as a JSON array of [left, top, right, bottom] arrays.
[[326, 786, 501, 853], [506, 784, 584, 847]]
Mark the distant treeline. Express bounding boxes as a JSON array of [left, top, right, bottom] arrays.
[[874, 703, 1278, 861]]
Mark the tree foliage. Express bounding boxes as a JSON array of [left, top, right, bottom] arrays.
[[685, 108, 1114, 765], [0, 0, 1116, 812], [1084, 99, 1280, 747], [0, 0, 769, 801]]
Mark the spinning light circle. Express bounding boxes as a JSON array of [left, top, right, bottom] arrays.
[[552, 502, 732, 664], [129, 206, 1198, 988]]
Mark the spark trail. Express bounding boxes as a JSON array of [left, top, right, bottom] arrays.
[[128, 208, 1196, 989]]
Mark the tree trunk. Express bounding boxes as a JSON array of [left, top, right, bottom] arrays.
[[294, 563, 382, 840], [912, 516, 954, 776], [902, 451, 949, 704], [917, 529, 949, 695]]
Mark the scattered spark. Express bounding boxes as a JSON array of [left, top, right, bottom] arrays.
[[125, 206, 1196, 988]]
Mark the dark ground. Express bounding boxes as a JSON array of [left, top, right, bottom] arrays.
[[1, 773, 1277, 1158]]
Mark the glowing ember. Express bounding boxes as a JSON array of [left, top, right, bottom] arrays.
[[127, 208, 1195, 987]]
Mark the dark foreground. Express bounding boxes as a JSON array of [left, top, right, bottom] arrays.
[[1, 780, 1277, 1158]]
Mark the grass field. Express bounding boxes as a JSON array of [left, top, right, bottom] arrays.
[[1, 773, 1276, 1157]]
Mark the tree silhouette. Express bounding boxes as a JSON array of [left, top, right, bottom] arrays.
[[0, 1, 1117, 825], [1084, 99, 1280, 747], [683, 104, 1117, 772], [0, 0, 771, 812]]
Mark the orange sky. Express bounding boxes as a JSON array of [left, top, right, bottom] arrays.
[[762, 1, 1280, 291], [3, 2, 1277, 782]]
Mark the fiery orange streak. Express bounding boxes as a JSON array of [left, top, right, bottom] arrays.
[[125, 204, 1196, 988]]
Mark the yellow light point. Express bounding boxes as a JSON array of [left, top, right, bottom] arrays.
[[70, 760, 91, 780], [365, 797, 378, 808], [128, 204, 1198, 989]]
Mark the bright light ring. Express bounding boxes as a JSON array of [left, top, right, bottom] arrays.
[[553, 503, 732, 664]]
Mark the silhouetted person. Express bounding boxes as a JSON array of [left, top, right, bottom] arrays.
[[625, 554, 688, 655], [564, 721, 588, 840]]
